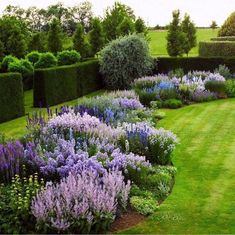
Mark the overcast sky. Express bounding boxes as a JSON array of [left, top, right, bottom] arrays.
[[0, 0, 234, 27]]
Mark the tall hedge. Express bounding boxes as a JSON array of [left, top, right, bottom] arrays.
[[199, 41, 235, 57], [156, 57, 235, 73], [34, 60, 103, 107], [211, 37, 235, 41], [0, 73, 24, 123]]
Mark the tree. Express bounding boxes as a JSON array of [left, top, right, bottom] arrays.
[[219, 12, 235, 36], [135, 17, 147, 35], [210, 21, 218, 29], [0, 40, 5, 59], [28, 33, 46, 52], [166, 10, 186, 57], [73, 23, 90, 58], [48, 18, 63, 54], [181, 14, 197, 56], [117, 17, 135, 36], [89, 17, 105, 56], [103, 2, 136, 41], [0, 16, 28, 57]]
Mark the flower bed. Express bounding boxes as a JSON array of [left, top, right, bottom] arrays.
[[0, 91, 178, 234]]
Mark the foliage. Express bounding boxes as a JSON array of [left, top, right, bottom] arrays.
[[1, 55, 18, 72], [99, 34, 153, 89], [135, 17, 147, 35], [8, 59, 34, 75], [73, 23, 91, 58], [218, 11, 235, 36], [28, 33, 46, 52], [0, 174, 44, 234], [210, 21, 218, 29], [167, 10, 186, 56], [162, 99, 183, 109], [199, 41, 235, 57], [89, 17, 105, 56], [190, 90, 217, 102], [57, 50, 81, 65], [225, 79, 235, 97], [168, 68, 185, 78], [0, 73, 25, 123], [47, 18, 63, 54], [0, 40, 5, 60], [34, 52, 57, 69], [181, 14, 197, 55], [103, 2, 136, 41], [130, 196, 158, 215], [205, 80, 226, 97], [26, 51, 41, 65], [117, 17, 135, 36], [214, 64, 231, 79]]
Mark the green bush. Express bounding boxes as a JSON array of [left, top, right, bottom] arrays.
[[34, 52, 57, 69], [225, 79, 235, 97], [156, 57, 235, 74], [0, 73, 24, 123], [211, 36, 235, 41], [99, 34, 153, 89], [218, 12, 235, 36], [130, 196, 158, 216], [1, 55, 18, 72], [199, 41, 235, 57], [8, 59, 34, 76], [159, 89, 180, 100], [214, 64, 232, 79], [34, 60, 103, 107], [138, 90, 158, 106], [162, 99, 183, 109], [57, 50, 81, 66], [26, 51, 41, 65], [205, 80, 226, 97]]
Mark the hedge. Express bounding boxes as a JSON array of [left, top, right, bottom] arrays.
[[0, 73, 24, 123], [211, 36, 235, 41], [34, 60, 103, 107], [199, 41, 235, 57], [156, 57, 235, 73]]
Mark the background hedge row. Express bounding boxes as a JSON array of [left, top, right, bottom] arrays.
[[156, 57, 235, 73], [210, 36, 235, 41], [199, 41, 235, 57], [0, 73, 25, 123], [34, 60, 103, 107]]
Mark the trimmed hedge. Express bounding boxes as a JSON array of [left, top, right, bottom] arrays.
[[156, 57, 235, 73], [0, 73, 24, 123], [199, 41, 235, 57], [34, 60, 103, 107], [211, 36, 235, 41]]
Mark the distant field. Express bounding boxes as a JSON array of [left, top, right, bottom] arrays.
[[148, 28, 219, 57]]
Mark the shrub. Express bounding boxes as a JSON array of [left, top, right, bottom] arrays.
[[8, 59, 34, 75], [190, 90, 217, 102], [225, 79, 235, 97], [57, 50, 81, 65], [214, 64, 232, 79], [0, 73, 25, 123], [162, 99, 183, 109], [1, 55, 18, 72], [138, 89, 158, 106], [211, 36, 235, 41], [34, 52, 57, 69], [168, 68, 184, 78], [205, 80, 226, 97], [199, 41, 235, 57], [130, 196, 158, 216], [218, 12, 235, 36], [99, 34, 153, 89], [26, 51, 41, 65]]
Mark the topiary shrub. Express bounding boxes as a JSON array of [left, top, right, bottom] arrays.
[[218, 12, 235, 36], [1, 55, 18, 72], [26, 51, 41, 65], [199, 41, 235, 57], [34, 52, 57, 69], [8, 59, 34, 76], [57, 50, 81, 66], [99, 34, 153, 89]]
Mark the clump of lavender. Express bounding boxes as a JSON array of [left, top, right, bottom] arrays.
[[31, 169, 131, 233], [113, 97, 144, 110], [0, 141, 24, 183], [190, 90, 217, 102]]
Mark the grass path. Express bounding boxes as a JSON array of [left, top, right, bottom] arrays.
[[122, 99, 235, 234]]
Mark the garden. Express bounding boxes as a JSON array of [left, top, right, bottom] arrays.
[[1, 1, 235, 234]]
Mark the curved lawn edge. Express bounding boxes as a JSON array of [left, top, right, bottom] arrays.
[[119, 98, 235, 234]]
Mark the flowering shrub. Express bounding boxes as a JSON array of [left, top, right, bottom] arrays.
[[190, 91, 217, 102], [0, 141, 24, 183], [32, 170, 131, 233]]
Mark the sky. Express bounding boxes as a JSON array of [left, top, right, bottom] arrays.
[[0, 0, 234, 27]]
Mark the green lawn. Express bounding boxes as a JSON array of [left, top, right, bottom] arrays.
[[122, 98, 235, 233], [0, 89, 104, 139], [149, 29, 219, 57]]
